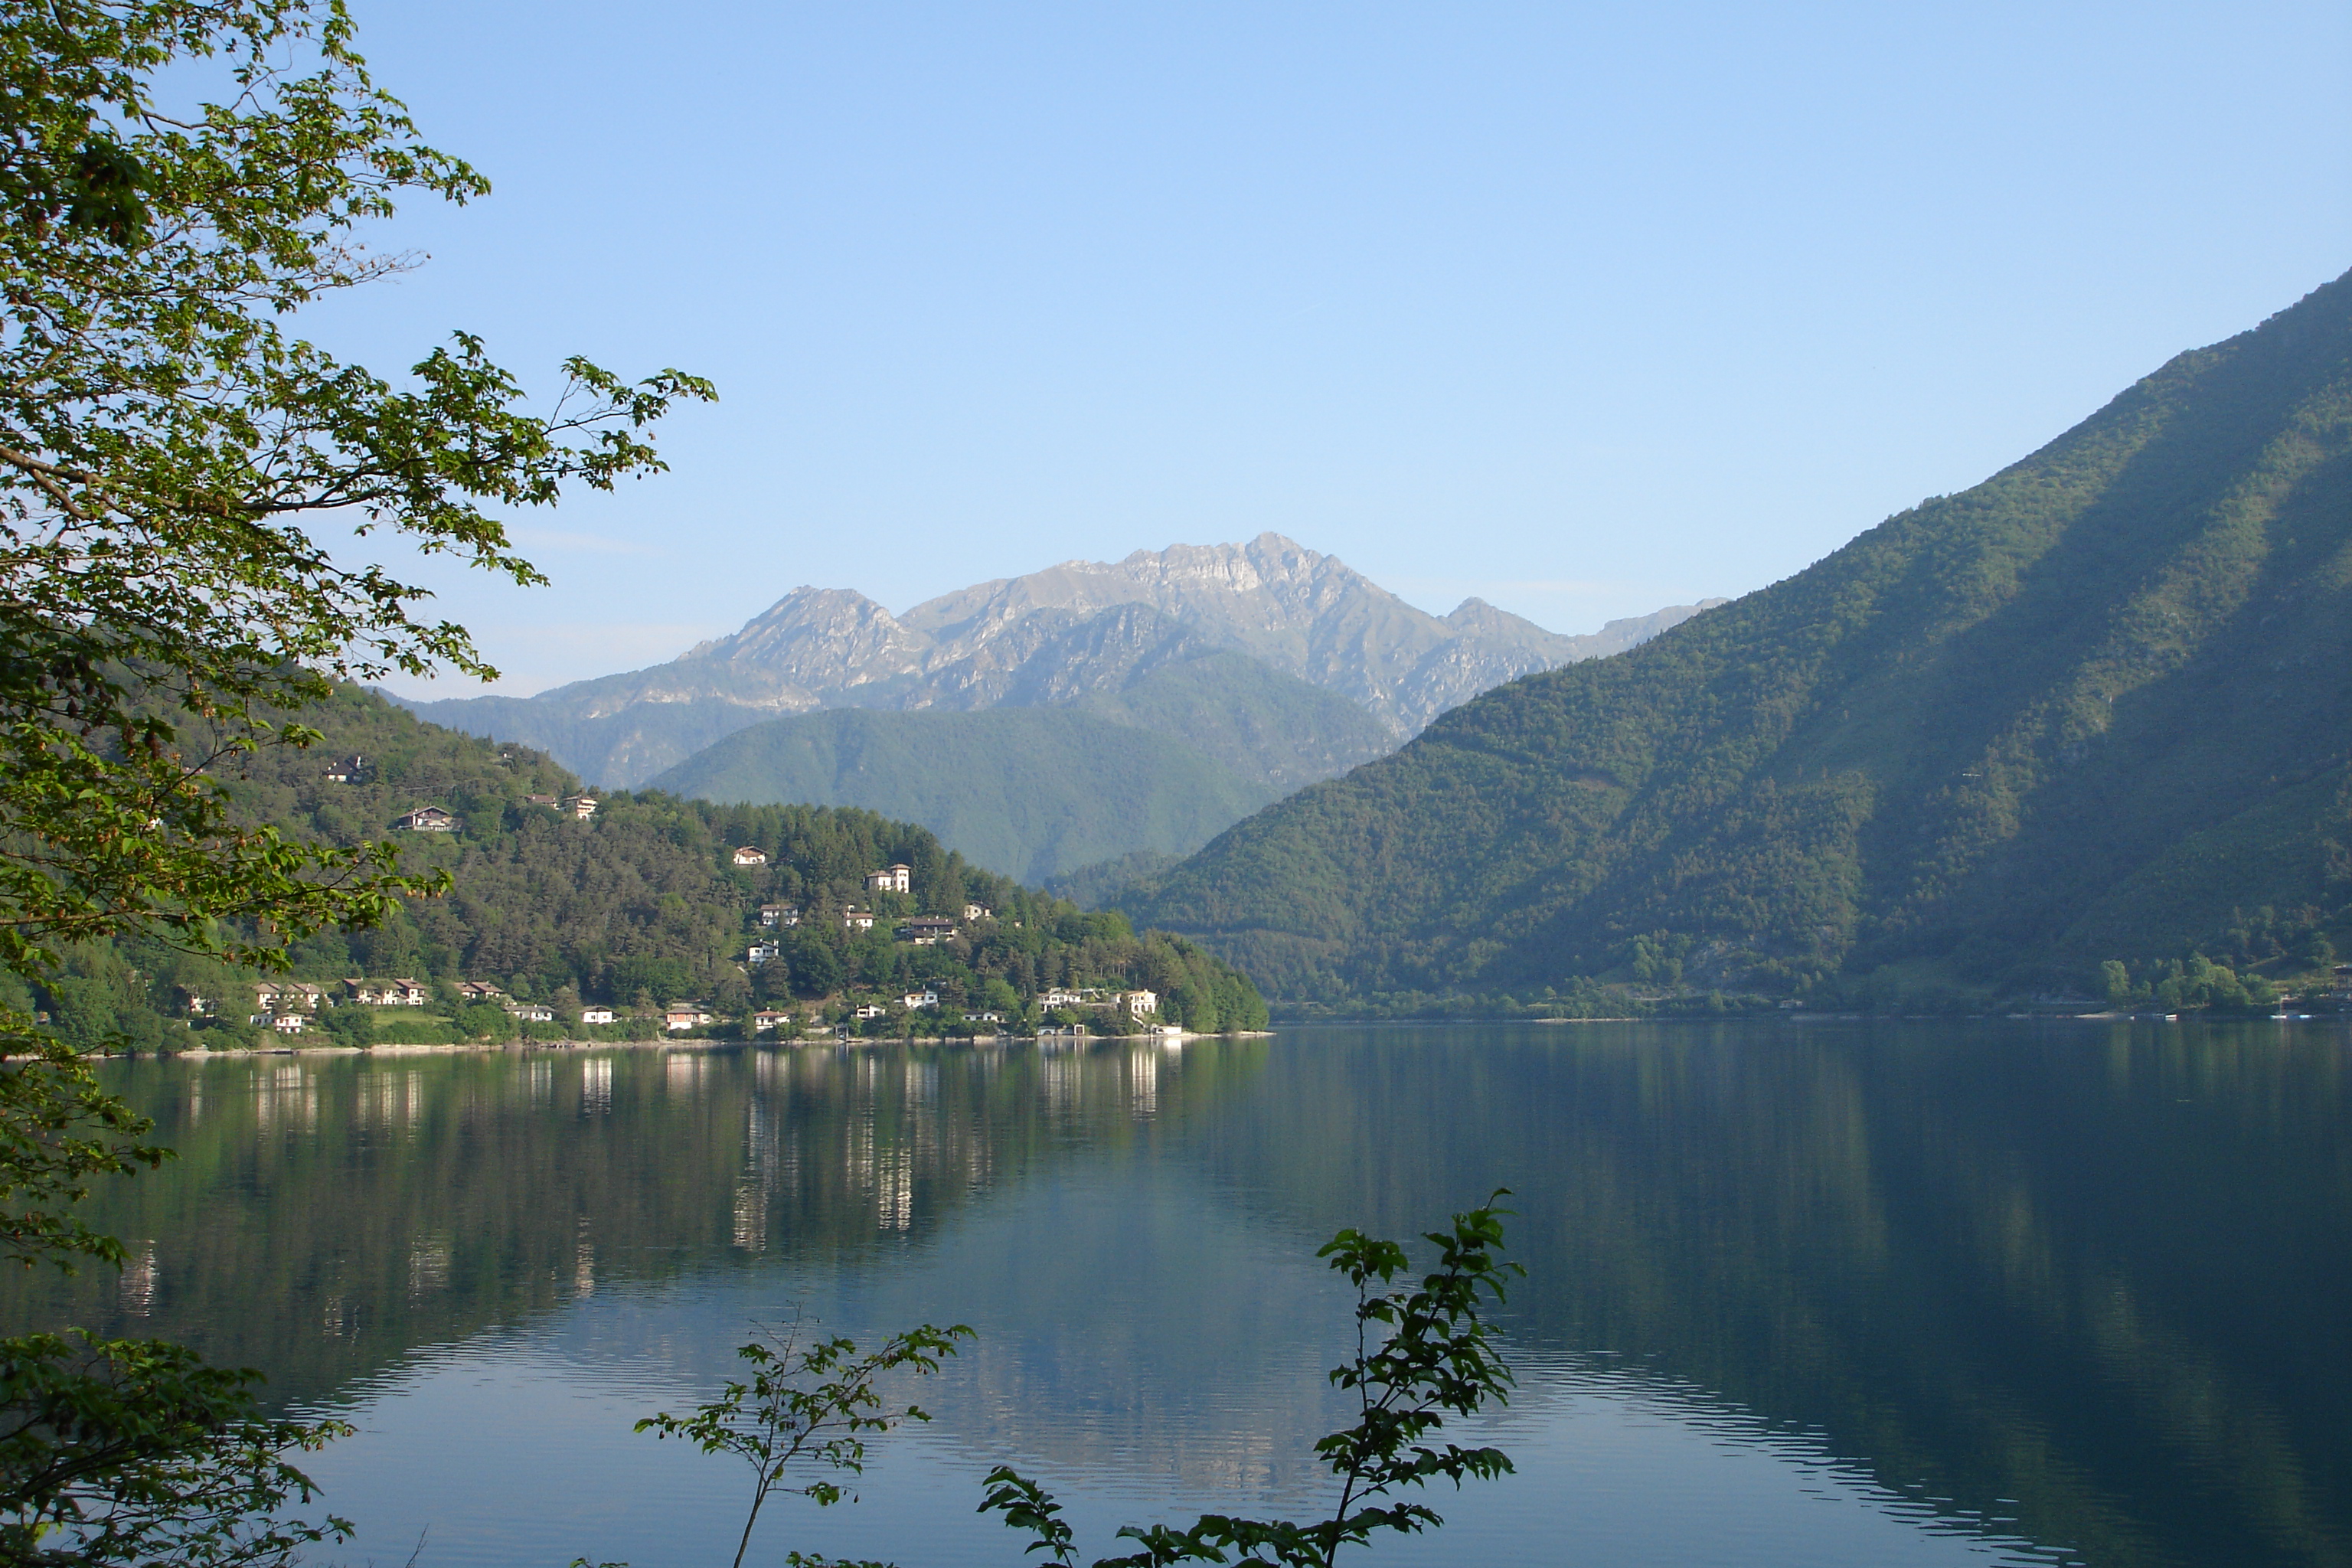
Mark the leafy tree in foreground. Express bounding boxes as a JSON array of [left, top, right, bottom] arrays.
[[0, 0, 707, 1558], [650, 1197, 1519, 1568], [636, 1321, 973, 1568]]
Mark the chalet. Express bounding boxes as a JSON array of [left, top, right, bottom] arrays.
[[901, 989, 939, 1010], [896, 916, 958, 946], [759, 903, 802, 928], [345, 977, 429, 1007], [506, 1003, 555, 1024], [863, 864, 912, 894], [253, 981, 328, 1012], [393, 806, 457, 832], [580, 1006, 616, 1025], [1121, 989, 1159, 1017], [963, 903, 992, 923], [664, 1001, 714, 1032], [852, 1003, 887, 1021], [269, 1012, 307, 1034], [843, 908, 876, 932], [751, 1010, 792, 1033], [455, 980, 505, 1002], [322, 755, 365, 783], [746, 941, 780, 965], [563, 794, 599, 819], [732, 845, 769, 867]]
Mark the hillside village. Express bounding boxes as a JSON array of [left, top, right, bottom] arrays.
[[17, 687, 1265, 1054]]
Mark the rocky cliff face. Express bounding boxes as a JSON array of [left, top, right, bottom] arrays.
[[402, 534, 1721, 787]]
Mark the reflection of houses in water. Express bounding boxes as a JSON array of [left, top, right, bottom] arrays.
[[407, 1236, 450, 1298], [360, 1067, 427, 1130], [733, 1097, 798, 1252], [573, 1217, 596, 1296], [254, 1063, 318, 1131], [665, 1052, 705, 1094], [580, 1057, 612, 1115], [1042, 1051, 1083, 1114], [118, 1240, 157, 1316], [1125, 1045, 1161, 1119]]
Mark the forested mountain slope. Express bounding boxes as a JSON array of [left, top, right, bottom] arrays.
[[648, 707, 1279, 884], [21, 687, 1266, 1046], [1128, 270, 2352, 1009]]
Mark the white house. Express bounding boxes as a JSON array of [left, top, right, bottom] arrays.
[[731, 845, 769, 867], [900, 989, 939, 1010], [963, 903, 992, 922], [863, 864, 912, 893], [268, 1012, 306, 1034], [896, 917, 957, 946], [746, 941, 780, 965], [664, 1001, 714, 1032], [579, 1006, 616, 1025], [563, 794, 599, 819], [752, 1009, 792, 1033], [962, 1010, 1004, 1025], [842, 909, 876, 931], [1122, 989, 1158, 1017], [852, 1003, 886, 1021], [506, 1003, 554, 1024], [1041, 987, 1089, 1008], [253, 981, 328, 1012], [393, 806, 457, 832], [759, 903, 802, 928]]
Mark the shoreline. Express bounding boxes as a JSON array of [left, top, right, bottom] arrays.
[[156, 1027, 1271, 1060]]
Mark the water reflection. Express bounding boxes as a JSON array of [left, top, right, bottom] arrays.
[[2, 1023, 2345, 1567]]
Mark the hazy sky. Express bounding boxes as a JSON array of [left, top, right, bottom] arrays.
[[322, 0, 2352, 697]]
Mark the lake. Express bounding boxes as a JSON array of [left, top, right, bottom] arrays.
[[7, 1021, 2349, 1566]]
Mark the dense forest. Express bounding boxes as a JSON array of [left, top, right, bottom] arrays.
[[1126, 270, 2352, 1015], [22, 686, 1266, 1050]]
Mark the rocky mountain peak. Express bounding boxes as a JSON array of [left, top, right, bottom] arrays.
[[401, 536, 1719, 786]]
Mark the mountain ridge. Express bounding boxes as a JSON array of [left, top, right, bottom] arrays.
[[398, 534, 1722, 789], [1122, 270, 2352, 1011]]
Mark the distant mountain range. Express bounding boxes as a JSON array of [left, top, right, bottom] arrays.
[[1123, 270, 2352, 1011], [397, 535, 1720, 877]]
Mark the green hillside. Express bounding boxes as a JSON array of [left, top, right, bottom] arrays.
[[22, 687, 1266, 1047], [1073, 649, 1398, 791], [648, 707, 1279, 883], [1129, 270, 2352, 1012]]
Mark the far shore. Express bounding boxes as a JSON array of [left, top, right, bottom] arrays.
[[144, 1027, 1271, 1060]]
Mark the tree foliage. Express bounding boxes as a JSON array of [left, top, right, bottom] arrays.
[[0, 1332, 352, 1566], [642, 1200, 1518, 1568], [636, 1321, 971, 1568], [0, 1, 706, 1559], [975, 1197, 1518, 1568]]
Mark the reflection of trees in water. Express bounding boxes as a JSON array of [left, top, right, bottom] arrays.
[[0, 1040, 1271, 1417], [1192, 1023, 2352, 1568], [3, 1027, 2345, 1568]]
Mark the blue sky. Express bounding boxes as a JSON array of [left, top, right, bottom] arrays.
[[321, 0, 2352, 696]]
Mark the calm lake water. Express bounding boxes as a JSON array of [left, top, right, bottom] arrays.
[[7, 1021, 2350, 1567]]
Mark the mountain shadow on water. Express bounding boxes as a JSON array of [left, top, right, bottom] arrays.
[[13, 1024, 2347, 1568]]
